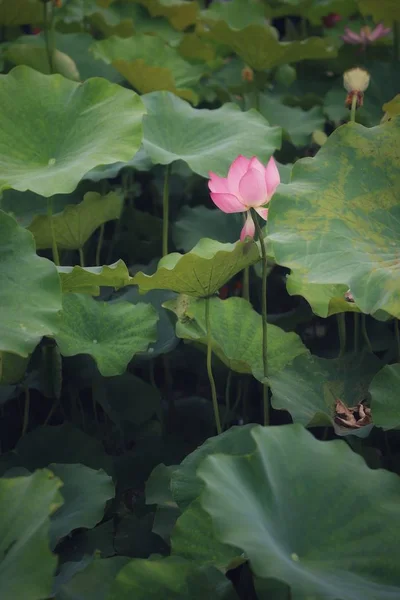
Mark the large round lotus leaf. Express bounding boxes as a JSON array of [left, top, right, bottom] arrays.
[[198, 423, 400, 599], [269, 118, 400, 318], [270, 352, 381, 436], [90, 36, 203, 103], [142, 91, 281, 176], [29, 192, 123, 251], [0, 211, 62, 357], [357, 0, 400, 24], [382, 95, 400, 121], [201, 21, 336, 71], [108, 556, 237, 600], [0, 66, 145, 197], [54, 294, 158, 376], [131, 0, 198, 30], [165, 296, 308, 380], [171, 424, 258, 510], [49, 463, 114, 549], [55, 557, 130, 600], [0, 469, 63, 600], [258, 94, 325, 147], [58, 260, 133, 295], [286, 270, 360, 317], [171, 498, 243, 571], [369, 364, 400, 430], [133, 239, 260, 297]]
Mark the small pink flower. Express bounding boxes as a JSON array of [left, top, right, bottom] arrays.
[[208, 155, 280, 241], [342, 23, 391, 47]]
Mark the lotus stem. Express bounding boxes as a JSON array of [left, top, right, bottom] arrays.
[[43, 1, 54, 73], [205, 296, 222, 434], [96, 223, 105, 266], [361, 314, 373, 352], [350, 94, 357, 123], [251, 209, 269, 426], [47, 197, 60, 265], [79, 247, 85, 268], [162, 164, 170, 257]]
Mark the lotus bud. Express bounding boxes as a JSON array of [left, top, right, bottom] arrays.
[[241, 66, 254, 83], [343, 67, 370, 110]]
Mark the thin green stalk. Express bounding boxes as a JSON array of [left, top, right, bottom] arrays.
[[395, 319, 400, 362], [361, 314, 373, 353], [350, 93, 358, 123], [224, 370, 232, 430], [337, 313, 346, 357], [21, 386, 30, 437], [251, 209, 269, 426], [393, 21, 400, 62], [47, 197, 60, 265], [353, 312, 360, 354], [206, 297, 222, 434], [162, 164, 171, 257], [43, 1, 54, 73], [79, 246, 85, 267], [243, 267, 250, 301], [96, 224, 105, 266]]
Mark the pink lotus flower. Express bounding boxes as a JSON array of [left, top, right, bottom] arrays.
[[208, 155, 280, 241], [342, 23, 391, 47]]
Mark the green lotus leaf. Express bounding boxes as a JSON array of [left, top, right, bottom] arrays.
[[0, 66, 145, 196], [58, 260, 133, 295], [201, 0, 266, 28], [142, 91, 281, 176], [172, 206, 242, 252], [0, 0, 42, 25], [0, 187, 83, 228], [0, 211, 62, 357], [357, 0, 400, 24], [178, 34, 218, 65], [108, 556, 237, 600], [131, 0, 198, 30], [91, 35, 202, 103], [171, 424, 256, 510], [270, 352, 381, 435], [5, 44, 80, 80], [369, 363, 400, 430], [286, 270, 360, 317], [0, 469, 63, 600], [166, 296, 308, 380], [49, 463, 114, 549], [383, 95, 400, 121], [258, 94, 325, 147], [171, 497, 243, 571], [200, 21, 337, 71], [54, 294, 158, 376], [198, 423, 400, 598], [55, 556, 130, 600], [29, 191, 123, 251], [133, 239, 260, 297], [269, 117, 400, 318]]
